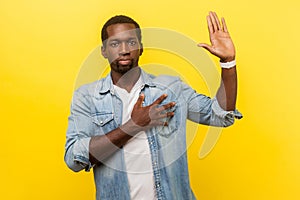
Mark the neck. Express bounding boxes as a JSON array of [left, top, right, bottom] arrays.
[[111, 67, 141, 92]]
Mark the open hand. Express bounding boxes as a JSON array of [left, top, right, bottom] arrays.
[[198, 11, 235, 62], [131, 93, 175, 129]]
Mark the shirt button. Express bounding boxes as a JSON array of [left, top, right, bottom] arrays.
[[100, 121, 103, 124]]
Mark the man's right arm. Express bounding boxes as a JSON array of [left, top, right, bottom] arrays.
[[89, 93, 175, 165], [64, 92, 175, 172], [88, 119, 139, 165]]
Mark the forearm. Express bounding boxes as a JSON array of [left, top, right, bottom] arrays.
[[89, 94, 175, 165], [89, 119, 141, 165], [216, 66, 237, 111]]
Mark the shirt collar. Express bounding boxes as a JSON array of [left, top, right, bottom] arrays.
[[98, 67, 156, 94]]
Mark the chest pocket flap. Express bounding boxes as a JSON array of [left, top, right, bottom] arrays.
[[92, 112, 114, 127]]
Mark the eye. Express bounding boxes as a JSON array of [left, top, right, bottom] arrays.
[[128, 40, 137, 46], [110, 41, 119, 48]]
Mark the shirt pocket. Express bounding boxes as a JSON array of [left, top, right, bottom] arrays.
[[92, 111, 116, 134], [156, 104, 179, 138]]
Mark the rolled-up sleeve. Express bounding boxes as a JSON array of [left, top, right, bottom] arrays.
[[210, 97, 243, 127], [65, 136, 92, 172], [64, 90, 94, 172], [181, 81, 242, 127]]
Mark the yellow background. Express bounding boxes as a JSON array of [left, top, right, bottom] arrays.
[[1, 0, 300, 199]]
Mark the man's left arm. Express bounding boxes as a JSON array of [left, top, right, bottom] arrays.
[[198, 11, 237, 111]]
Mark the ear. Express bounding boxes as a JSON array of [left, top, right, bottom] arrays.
[[139, 43, 143, 56], [101, 45, 107, 58]]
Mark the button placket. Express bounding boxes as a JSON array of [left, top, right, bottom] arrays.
[[147, 133, 164, 199]]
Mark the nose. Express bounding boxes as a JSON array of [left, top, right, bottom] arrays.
[[119, 42, 130, 56]]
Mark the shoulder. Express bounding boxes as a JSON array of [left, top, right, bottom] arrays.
[[148, 74, 186, 97], [74, 72, 111, 96], [153, 75, 181, 85], [75, 80, 96, 94], [142, 69, 181, 89], [74, 79, 104, 98]]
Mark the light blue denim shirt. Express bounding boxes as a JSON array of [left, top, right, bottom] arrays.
[[64, 68, 242, 200]]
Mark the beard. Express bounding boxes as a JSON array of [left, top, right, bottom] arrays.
[[111, 59, 138, 75], [117, 63, 133, 74]]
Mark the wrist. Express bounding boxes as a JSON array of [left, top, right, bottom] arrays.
[[220, 59, 236, 69], [220, 56, 235, 63], [120, 119, 143, 136]]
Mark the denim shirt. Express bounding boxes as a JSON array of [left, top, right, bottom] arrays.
[[64, 68, 242, 200]]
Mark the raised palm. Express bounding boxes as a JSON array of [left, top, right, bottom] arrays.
[[198, 11, 235, 62]]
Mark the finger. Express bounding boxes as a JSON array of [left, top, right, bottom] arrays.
[[157, 102, 176, 112], [197, 43, 214, 54], [209, 11, 218, 32], [135, 93, 144, 107], [153, 111, 174, 119], [162, 112, 175, 118], [152, 120, 168, 127], [212, 11, 221, 31], [206, 15, 214, 34], [221, 17, 228, 33], [152, 94, 168, 105], [149, 105, 174, 119]]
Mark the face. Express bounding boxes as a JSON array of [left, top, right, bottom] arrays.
[[101, 23, 143, 75]]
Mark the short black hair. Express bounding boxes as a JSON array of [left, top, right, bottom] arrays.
[[101, 15, 142, 47]]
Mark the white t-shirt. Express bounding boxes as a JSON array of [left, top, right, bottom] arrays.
[[113, 77, 156, 200]]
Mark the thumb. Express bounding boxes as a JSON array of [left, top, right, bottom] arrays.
[[197, 43, 213, 53]]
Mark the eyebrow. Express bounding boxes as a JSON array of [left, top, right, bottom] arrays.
[[109, 37, 137, 42]]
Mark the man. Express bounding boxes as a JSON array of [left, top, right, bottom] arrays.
[[65, 11, 242, 200]]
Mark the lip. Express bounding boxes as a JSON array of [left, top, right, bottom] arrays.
[[118, 60, 131, 65], [117, 58, 132, 65]]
